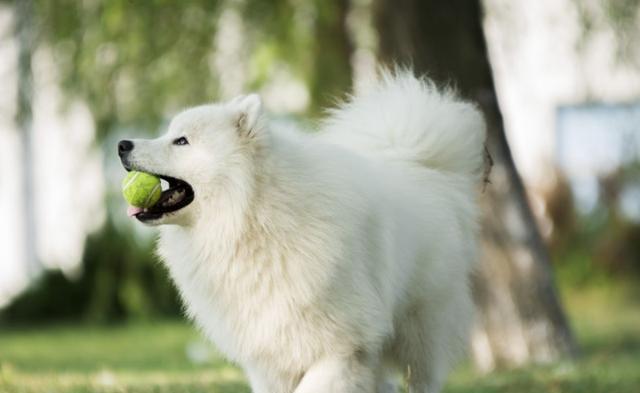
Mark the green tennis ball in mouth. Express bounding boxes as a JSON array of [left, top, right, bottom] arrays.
[[122, 171, 162, 208]]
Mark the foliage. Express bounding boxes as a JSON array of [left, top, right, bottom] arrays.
[[33, 0, 223, 137], [0, 218, 181, 322], [547, 162, 640, 286], [31, 0, 352, 139]]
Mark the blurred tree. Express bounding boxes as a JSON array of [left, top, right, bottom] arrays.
[[373, 0, 578, 370], [243, 0, 353, 111], [544, 163, 640, 286], [33, 0, 222, 138], [594, 165, 640, 276], [544, 171, 576, 255], [15, 0, 38, 278], [310, 0, 352, 110]]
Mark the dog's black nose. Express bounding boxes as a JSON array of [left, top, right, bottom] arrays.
[[118, 140, 134, 156]]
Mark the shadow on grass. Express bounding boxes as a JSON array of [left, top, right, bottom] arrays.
[[580, 331, 640, 359], [160, 382, 251, 393], [0, 382, 251, 393], [446, 378, 640, 393], [0, 321, 226, 373]]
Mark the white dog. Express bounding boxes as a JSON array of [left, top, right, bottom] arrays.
[[118, 70, 486, 393]]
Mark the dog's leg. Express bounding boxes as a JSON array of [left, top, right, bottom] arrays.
[[375, 356, 400, 393], [407, 380, 443, 393], [293, 352, 378, 393], [396, 291, 473, 393], [376, 376, 400, 393], [245, 366, 275, 393], [245, 365, 298, 393]]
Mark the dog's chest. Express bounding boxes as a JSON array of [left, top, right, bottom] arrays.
[[159, 228, 337, 368]]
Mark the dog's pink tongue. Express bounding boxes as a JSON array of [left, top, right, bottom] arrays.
[[127, 206, 144, 217]]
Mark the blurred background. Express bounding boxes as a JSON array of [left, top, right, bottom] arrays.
[[0, 0, 639, 392]]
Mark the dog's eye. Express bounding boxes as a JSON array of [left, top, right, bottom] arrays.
[[173, 137, 189, 146]]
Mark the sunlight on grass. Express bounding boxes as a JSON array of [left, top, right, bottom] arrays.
[[1, 286, 639, 393], [0, 321, 249, 392]]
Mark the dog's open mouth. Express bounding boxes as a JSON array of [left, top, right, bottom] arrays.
[[128, 175, 195, 222]]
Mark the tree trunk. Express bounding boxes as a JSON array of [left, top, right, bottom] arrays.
[[15, 0, 38, 279], [310, 0, 353, 112], [373, 0, 578, 370]]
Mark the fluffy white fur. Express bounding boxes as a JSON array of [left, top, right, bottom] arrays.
[[123, 70, 486, 393]]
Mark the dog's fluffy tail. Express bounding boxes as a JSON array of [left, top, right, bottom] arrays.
[[321, 69, 487, 181]]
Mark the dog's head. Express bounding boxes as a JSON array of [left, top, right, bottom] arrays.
[[118, 94, 263, 226]]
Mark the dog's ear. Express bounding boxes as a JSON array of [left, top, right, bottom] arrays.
[[229, 94, 263, 137]]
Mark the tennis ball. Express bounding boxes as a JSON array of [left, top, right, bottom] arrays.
[[121, 171, 162, 208]]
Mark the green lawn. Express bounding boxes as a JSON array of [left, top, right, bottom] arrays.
[[1, 286, 639, 393]]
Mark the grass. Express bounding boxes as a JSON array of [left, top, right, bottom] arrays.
[[1, 285, 639, 393]]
